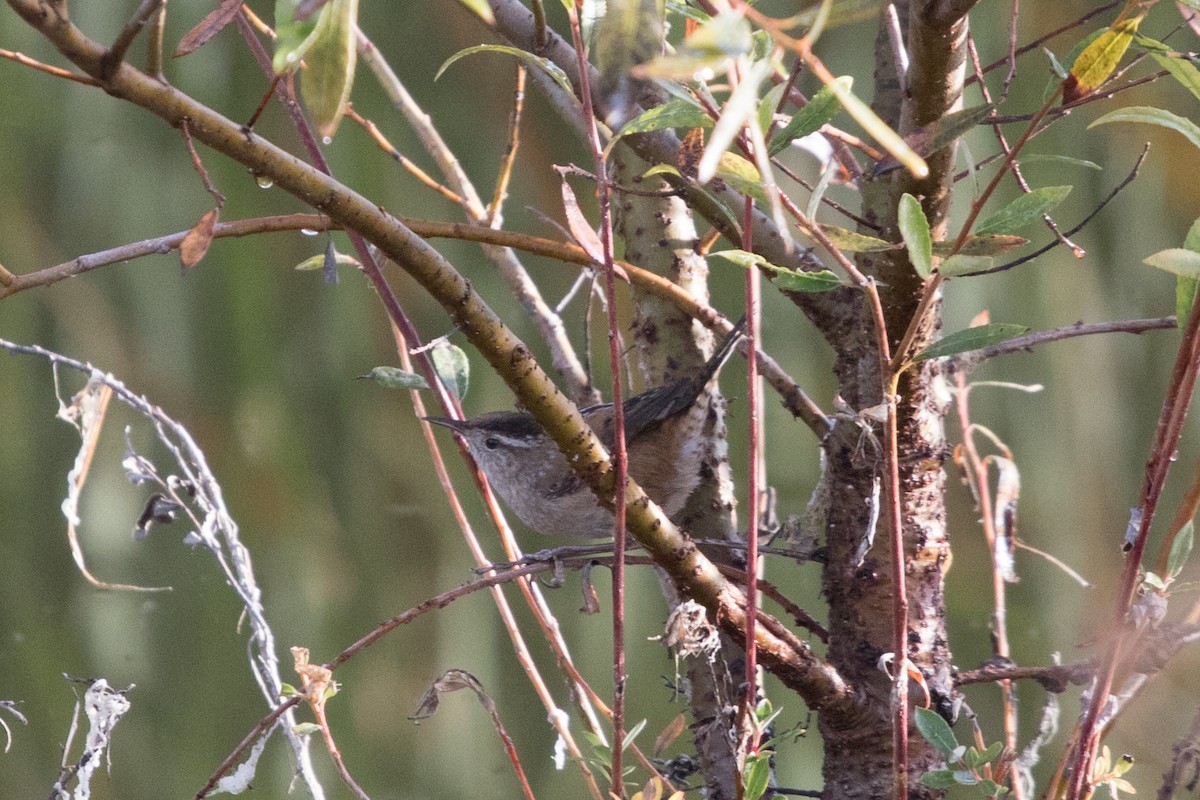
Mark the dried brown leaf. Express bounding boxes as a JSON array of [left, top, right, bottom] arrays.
[[560, 177, 605, 264], [180, 209, 220, 269], [175, 0, 243, 57], [653, 713, 688, 756]]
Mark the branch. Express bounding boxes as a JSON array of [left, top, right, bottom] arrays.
[[1, 212, 831, 437], [954, 317, 1177, 365], [954, 660, 1091, 693], [3, 0, 853, 714]]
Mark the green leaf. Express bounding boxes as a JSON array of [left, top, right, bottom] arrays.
[[974, 186, 1072, 236], [1134, 34, 1200, 103], [1019, 153, 1103, 170], [817, 225, 895, 253], [743, 755, 771, 800], [1186, 217, 1200, 253], [828, 75, 927, 177], [977, 740, 1005, 765], [292, 722, 321, 735], [356, 366, 430, 391], [758, 83, 787, 137], [776, 269, 844, 292], [767, 77, 850, 156], [620, 98, 713, 136], [1177, 276, 1198, 327], [683, 11, 754, 56], [1168, 520, 1195, 580], [711, 249, 844, 292], [620, 718, 647, 752], [1045, 48, 1069, 80], [696, 57, 773, 184], [979, 778, 1005, 797], [1144, 248, 1200, 278], [436, 45, 574, 97], [1089, 106, 1200, 151], [273, 0, 319, 73], [898, 193, 933, 278], [921, 770, 960, 789], [432, 344, 470, 400], [1179, 218, 1200, 324], [910, 103, 995, 158], [914, 323, 1030, 361], [1066, 18, 1142, 102], [913, 707, 958, 755], [953, 770, 980, 785], [1143, 571, 1167, 590], [300, 0, 359, 137], [711, 249, 767, 269]]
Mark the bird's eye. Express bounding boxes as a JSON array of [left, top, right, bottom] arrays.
[[484, 437, 501, 450]]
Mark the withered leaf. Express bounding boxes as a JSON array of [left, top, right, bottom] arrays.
[[180, 209, 220, 270], [175, 0, 243, 57]]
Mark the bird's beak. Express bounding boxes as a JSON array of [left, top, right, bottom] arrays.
[[422, 416, 468, 432]]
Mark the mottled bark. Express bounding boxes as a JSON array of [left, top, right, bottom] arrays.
[[817, 3, 964, 797], [615, 148, 750, 800]]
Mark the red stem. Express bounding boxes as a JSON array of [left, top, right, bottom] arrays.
[[743, 194, 761, 750], [1068, 299, 1200, 799], [566, 4, 627, 795]]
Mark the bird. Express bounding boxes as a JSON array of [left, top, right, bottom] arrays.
[[425, 319, 746, 539]]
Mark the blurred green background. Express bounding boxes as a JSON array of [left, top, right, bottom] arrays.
[[3, 1, 1200, 797]]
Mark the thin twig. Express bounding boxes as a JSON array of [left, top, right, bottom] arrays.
[[954, 374, 1020, 785], [179, 118, 226, 206], [0, 211, 830, 437], [955, 317, 1176, 364], [489, 63, 526, 224], [0, 47, 100, 85], [102, 0, 166, 79], [357, 29, 596, 403], [965, 144, 1150, 277], [565, 4, 629, 794], [344, 108, 467, 205]]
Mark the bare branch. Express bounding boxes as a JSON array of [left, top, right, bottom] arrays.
[[955, 317, 1176, 365]]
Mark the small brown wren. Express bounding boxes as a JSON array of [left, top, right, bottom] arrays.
[[426, 319, 746, 539]]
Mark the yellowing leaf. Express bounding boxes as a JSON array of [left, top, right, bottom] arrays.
[[301, 0, 359, 138], [714, 152, 767, 204], [1065, 17, 1143, 103], [816, 225, 895, 253]]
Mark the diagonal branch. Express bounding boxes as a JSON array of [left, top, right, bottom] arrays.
[[3, 0, 853, 714]]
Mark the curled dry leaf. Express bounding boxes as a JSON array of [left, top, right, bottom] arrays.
[[180, 208, 220, 270]]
